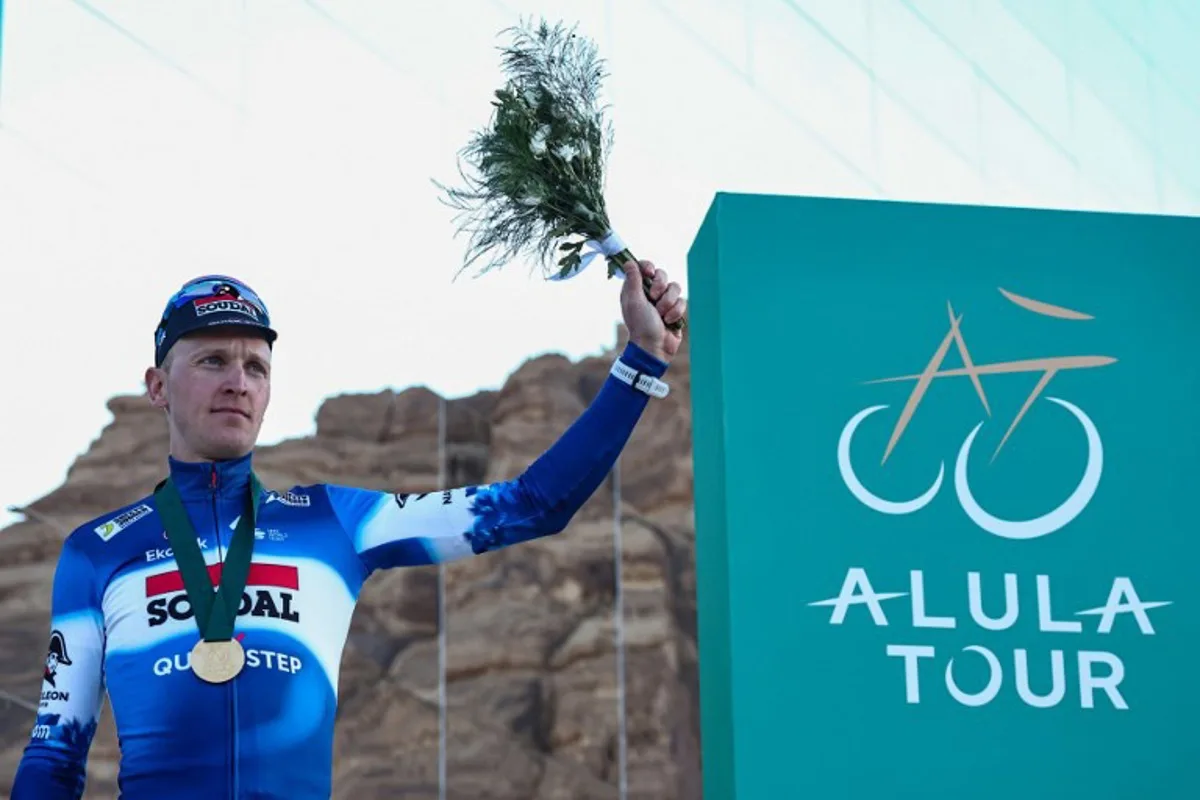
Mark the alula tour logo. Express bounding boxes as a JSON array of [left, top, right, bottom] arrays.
[[812, 288, 1172, 710]]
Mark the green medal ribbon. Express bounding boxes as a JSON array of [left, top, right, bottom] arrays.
[[152, 473, 263, 644]]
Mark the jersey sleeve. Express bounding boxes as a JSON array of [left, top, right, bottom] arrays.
[[11, 535, 106, 800], [327, 341, 667, 574]]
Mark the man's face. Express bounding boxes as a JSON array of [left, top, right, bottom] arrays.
[[145, 330, 272, 462]]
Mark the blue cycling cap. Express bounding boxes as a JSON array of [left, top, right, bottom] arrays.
[[154, 275, 277, 366]]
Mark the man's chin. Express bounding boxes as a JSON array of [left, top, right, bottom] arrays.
[[201, 435, 257, 461]]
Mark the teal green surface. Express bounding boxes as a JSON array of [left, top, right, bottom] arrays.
[[689, 197, 737, 800], [688, 192, 1199, 799]]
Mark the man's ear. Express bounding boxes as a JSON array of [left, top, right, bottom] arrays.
[[145, 366, 169, 409]]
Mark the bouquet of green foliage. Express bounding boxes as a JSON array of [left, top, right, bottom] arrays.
[[436, 17, 684, 331]]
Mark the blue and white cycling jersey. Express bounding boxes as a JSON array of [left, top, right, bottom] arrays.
[[12, 342, 667, 799]]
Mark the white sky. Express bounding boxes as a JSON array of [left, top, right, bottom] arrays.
[[0, 0, 775, 528], [0, 0, 1195, 529]]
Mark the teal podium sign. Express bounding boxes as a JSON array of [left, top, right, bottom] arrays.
[[688, 193, 1198, 799]]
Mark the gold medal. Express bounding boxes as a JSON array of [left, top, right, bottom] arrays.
[[155, 473, 264, 686], [190, 638, 245, 684]]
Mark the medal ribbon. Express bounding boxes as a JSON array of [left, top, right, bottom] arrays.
[[153, 473, 263, 642]]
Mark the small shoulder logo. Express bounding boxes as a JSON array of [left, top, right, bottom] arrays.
[[254, 527, 288, 542], [837, 288, 1116, 540], [394, 490, 453, 509], [266, 491, 311, 508], [94, 504, 153, 541]]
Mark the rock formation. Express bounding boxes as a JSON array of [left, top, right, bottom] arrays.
[[0, 327, 700, 799]]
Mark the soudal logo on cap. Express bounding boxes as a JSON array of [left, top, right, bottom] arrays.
[[194, 294, 260, 320], [145, 562, 300, 627]]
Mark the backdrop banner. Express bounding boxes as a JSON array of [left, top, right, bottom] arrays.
[[689, 192, 1198, 799]]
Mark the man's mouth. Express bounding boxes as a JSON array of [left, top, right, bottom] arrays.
[[213, 408, 251, 420]]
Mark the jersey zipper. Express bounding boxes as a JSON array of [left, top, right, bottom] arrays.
[[210, 466, 239, 799]]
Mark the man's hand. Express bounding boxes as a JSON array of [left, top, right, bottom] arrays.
[[620, 260, 686, 363]]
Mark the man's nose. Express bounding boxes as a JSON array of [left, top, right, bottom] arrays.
[[222, 366, 252, 393]]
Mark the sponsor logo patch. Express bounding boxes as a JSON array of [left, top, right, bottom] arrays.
[[144, 563, 302, 627], [266, 491, 310, 508], [393, 490, 453, 509], [145, 537, 208, 562], [194, 295, 260, 320], [94, 504, 152, 541], [154, 639, 303, 677], [43, 630, 72, 689], [42, 633, 72, 695]]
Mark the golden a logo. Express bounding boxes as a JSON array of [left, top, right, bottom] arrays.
[[837, 289, 1116, 540]]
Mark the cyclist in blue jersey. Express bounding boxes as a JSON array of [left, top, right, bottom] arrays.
[[12, 259, 685, 799]]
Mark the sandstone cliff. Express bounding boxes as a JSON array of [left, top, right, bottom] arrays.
[[0, 328, 700, 799]]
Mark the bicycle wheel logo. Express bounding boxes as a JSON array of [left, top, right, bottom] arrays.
[[837, 288, 1116, 540]]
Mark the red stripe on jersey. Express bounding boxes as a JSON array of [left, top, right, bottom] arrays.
[[145, 563, 299, 597]]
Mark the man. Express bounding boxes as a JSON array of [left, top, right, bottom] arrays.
[[12, 260, 685, 799]]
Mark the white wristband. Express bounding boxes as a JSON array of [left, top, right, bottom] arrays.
[[610, 358, 669, 398]]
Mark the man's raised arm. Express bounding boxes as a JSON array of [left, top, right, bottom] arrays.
[[325, 259, 686, 575], [327, 338, 667, 573]]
